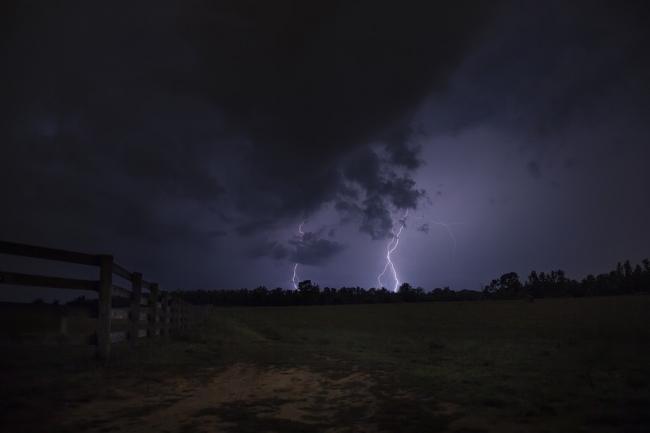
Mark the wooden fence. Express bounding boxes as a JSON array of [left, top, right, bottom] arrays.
[[0, 240, 198, 359]]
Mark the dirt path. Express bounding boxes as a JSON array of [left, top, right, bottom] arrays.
[[59, 363, 463, 433], [62, 364, 377, 432]]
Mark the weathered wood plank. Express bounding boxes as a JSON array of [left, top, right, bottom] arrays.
[[111, 308, 129, 320], [97, 255, 113, 360], [161, 293, 170, 336], [112, 262, 132, 281], [0, 240, 200, 357], [0, 270, 98, 291], [0, 240, 99, 266], [111, 284, 131, 297], [148, 283, 159, 338], [129, 272, 142, 346]]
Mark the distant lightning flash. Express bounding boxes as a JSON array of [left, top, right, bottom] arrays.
[[377, 210, 409, 292], [291, 221, 306, 289], [291, 263, 299, 289]]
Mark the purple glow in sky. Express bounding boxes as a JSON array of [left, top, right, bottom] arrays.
[[1, 1, 650, 300]]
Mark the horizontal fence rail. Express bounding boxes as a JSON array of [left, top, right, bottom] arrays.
[[0, 270, 99, 291], [0, 240, 200, 359], [0, 241, 100, 266]]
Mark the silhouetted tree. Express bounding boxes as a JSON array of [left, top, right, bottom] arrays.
[[171, 258, 650, 306]]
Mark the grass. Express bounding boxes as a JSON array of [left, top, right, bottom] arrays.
[[1, 295, 649, 432], [202, 296, 650, 431]]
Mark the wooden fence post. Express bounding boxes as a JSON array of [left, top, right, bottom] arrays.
[[97, 254, 113, 360], [130, 272, 142, 346], [148, 283, 159, 338], [161, 292, 170, 337]]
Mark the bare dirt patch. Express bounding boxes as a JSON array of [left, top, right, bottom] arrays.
[[62, 364, 371, 432], [60, 363, 459, 433]]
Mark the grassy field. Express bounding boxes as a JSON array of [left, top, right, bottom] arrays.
[[1, 296, 649, 432]]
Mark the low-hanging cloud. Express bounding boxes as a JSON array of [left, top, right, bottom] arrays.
[[0, 0, 502, 288], [250, 230, 345, 266], [289, 232, 346, 266]]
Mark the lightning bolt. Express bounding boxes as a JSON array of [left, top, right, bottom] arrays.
[[291, 263, 299, 290], [291, 221, 306, 289], [377, 210, 409, 292]]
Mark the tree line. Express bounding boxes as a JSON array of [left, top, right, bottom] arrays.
[[171, 259, 650, 306], [483, 259, 650, 299], [173, 283, 482, 306], [61, 259, 650, 308]]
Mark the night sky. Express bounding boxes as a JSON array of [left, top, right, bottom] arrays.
[[2, 1, 649, 297]]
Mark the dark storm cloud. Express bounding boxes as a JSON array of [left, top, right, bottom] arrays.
[[358, 196, 394, 241], [183, 0, 496, 146], [382, 127, 423, 170], [1, 1, 498, 256], [247, 240, 289, 261], [249, 229, 345, 266], [2, 0, 649, 291], [289, 232, 346, 266], [171, 0, 498, 228], [424, 0, 650, 144], [338, 146, 425, 239], [235, 220, 279, 237], [526, 160, 542, 179]]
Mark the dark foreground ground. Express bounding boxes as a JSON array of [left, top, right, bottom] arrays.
[[1, 296, 649, 432]]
